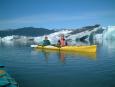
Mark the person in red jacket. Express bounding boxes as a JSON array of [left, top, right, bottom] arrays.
[[57, 34, 67, 47]]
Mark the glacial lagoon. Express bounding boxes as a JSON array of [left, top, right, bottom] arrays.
[[0, 40, 115, 87]]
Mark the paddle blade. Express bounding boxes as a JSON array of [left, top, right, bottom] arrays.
[[30, 45, 38, 48]]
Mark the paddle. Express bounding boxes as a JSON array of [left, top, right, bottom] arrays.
[[30, 45, 38, 48]]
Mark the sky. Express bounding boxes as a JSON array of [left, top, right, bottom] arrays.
[[0, 0, 115, 30]]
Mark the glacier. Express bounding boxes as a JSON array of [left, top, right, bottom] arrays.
[[0, 25, 115, 46], [0, 28, 101, 45]]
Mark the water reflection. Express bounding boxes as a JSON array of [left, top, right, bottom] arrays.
[[34, 49, 96, 63], [58, 51, 65, 63], [42, 50, 50, 63], [42, 50, 67, 63]]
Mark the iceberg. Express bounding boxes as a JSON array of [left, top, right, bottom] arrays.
[[1, 36, 14, 42], [34, 30, 72, 44], [93, 34, 103, 44], [15, 36, 34, 43], [0, 37, 1, 42], [93, 26, 115, 44], [67, 27, 99, 42], [103, 26, 115, 40], [0, 35, 35, 46]]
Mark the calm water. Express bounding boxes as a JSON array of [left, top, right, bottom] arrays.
[[0, 41, 115, 87]]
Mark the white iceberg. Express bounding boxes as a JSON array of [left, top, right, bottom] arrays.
[[103, 26, 115, 40], [67, 27, 99, 42], [34, 30, 72, 44], [1, 35, 35, 45], [94, 34, 103, 44], [0, 37, 1, 42], [1, 36, 14, 42]]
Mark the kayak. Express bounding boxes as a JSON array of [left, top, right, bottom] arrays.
[[0, 65, 18, 87], [34, 45, 97, 53]]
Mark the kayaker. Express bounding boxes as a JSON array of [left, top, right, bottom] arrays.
[[43, 36, 51, 46], [57, 34, 67, 47]]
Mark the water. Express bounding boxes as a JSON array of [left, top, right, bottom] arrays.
[[0, 41, 115, 87]]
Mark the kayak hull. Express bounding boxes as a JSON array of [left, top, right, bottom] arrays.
[[36, 45, 97, 53], [0, 67, 18, 87]]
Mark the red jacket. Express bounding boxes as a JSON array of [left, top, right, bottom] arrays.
[[58, 39, 67, 46]]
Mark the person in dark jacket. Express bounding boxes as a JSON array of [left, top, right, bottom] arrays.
[[43, 36, 51, 46]]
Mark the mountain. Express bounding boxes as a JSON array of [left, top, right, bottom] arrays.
[[0, 27, 55, 37]]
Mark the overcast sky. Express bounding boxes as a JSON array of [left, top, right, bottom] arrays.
[[0, 0, 115, 29]]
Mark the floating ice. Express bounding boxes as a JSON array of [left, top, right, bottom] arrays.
[[94, 34, 103, 44], [103, 26, 115, 40], [1, 36, 14, 42], [34, 30, 72, 44], [0, 37, 1, 42]]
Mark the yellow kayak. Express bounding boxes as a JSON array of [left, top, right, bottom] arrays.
[[35, 45, 97, 53]]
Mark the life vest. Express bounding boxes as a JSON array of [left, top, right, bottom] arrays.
[[58, 39, 67, 46]]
